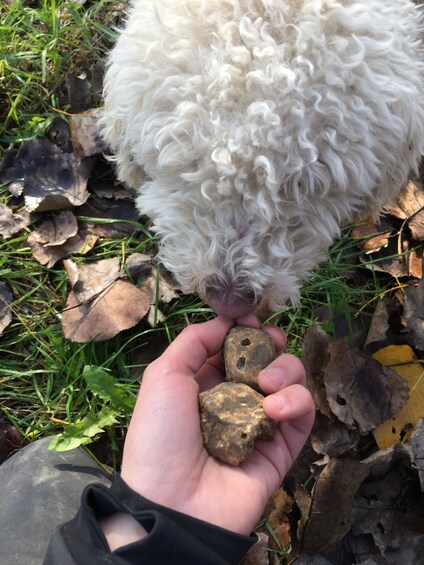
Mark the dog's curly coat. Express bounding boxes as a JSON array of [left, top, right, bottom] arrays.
[[101, 0, 424, 317]]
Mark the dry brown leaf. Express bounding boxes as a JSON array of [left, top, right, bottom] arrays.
[[359, 235, 409, 278], [69, 108, 105, 159], [403, 279, 424, 350], [90, 181, 136, 201], [407, 417, 424, 490], [122, 253, 153, 279], [66, 66, 102, 114], [77, 198, 139, 238], [263, 487, 293, 551], [372, 345, 424, 449], [324, 339, 409, 432], [0, 421, 24, 465], [384, 179, 424, 240], [62, 280, 150, 342], [300, 458, 369, 554], [302, 323, 333, 420], [28, 224, 98, 268], [0, 139, 92, 213], [143, 269, 179, 305], [364, 297, 390, 351], [408, 247, 423, 279], [0, 203, 33, 238], [0, 282, 13, 337], [31, 210, 78, 246], [351, 219, 392, 253], [310, 413, 355, 458], [239, 533, 270, 565], [63, 257, 121, 303]]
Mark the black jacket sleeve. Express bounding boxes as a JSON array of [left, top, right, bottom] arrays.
[[43, 474, 257, 564]]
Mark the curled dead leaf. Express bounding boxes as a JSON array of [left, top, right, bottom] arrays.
[[0, 139, 92, 213], [300, 458, 369, 554], [28, 221, 98, 268]]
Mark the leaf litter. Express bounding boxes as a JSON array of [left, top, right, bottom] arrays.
[[1, 98, 424, 565]]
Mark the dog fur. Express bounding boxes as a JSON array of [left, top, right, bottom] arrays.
[[101, 0, 424, 317]]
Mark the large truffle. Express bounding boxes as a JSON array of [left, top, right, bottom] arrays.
[[224, 326, 276, 391], [199, 382, 275, 466]]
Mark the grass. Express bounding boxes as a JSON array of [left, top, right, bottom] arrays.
[[0, 0, 398, 468], [0, 0, 123, 148]]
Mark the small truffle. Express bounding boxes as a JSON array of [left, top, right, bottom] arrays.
[[199, 382, 275, 466], [224, 326, 276, 391]]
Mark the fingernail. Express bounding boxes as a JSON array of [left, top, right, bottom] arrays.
[[263, 368, 286, 388]]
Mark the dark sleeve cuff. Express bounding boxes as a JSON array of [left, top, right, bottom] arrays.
[[43, 474, 257, 565]]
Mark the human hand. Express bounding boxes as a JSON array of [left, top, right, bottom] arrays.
[[101, 316, 315, 548]]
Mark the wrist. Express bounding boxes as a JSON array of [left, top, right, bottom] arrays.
[[99, 512, 148, 551]]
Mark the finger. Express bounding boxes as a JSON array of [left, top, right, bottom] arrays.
[[153, 316, 234, 377], [262, 326, 287, 354], [258, 354, 306, 394], [236, 314, 260, 327], [262, 384, 315, 424]]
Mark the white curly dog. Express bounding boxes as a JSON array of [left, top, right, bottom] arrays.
[[101, 0, 424, 318]]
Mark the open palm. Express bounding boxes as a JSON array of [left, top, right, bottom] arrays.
[[121, 315, 315, 535]]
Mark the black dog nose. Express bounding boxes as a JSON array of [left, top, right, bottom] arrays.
[[204, 284, 257, 318]]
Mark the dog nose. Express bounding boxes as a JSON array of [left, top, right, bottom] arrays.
[[204, 286, 257, 318]]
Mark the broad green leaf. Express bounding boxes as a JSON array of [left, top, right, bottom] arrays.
[[83, 365, 135, 413], [49, 406, 119, 452]]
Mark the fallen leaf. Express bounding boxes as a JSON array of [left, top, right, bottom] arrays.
[[90, 180, 136, 201], [0, 421, 24, 464], [372, 345, 424, 449], [351, 219, 392, 253], [300, 458, 369, 554], [69, 108, 105, 159], [64, 257, 121, 303], [403, 279, 424, 350], [29, 223, 98, 267], [359, 235, 410, 278], [122, 253, 152, 279], [31, 210, 78, 246], [240, 532, 270, 565], [263, 487, 293, 551], [143, 268, 179, 305], [302, 323, 333, 420], [0, 203, 33, 238], [384, 179, 424, 240], [407, 417, 424, 490], [47, 117, 72, 152], [62, 279, 150, 342], [66, 66, 102, 114], [364, 297, 390, 352], [324, 338, 409, 433], [0, 282, 13, 337], [310, 413, 355, 458], [0, 139, 92, 213], [77, 198, 140, 238]]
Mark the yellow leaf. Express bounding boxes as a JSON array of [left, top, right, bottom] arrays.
[[372, 345, 424, 449]]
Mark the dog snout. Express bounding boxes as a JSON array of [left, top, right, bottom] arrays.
[[204, 281, 257, 318]]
